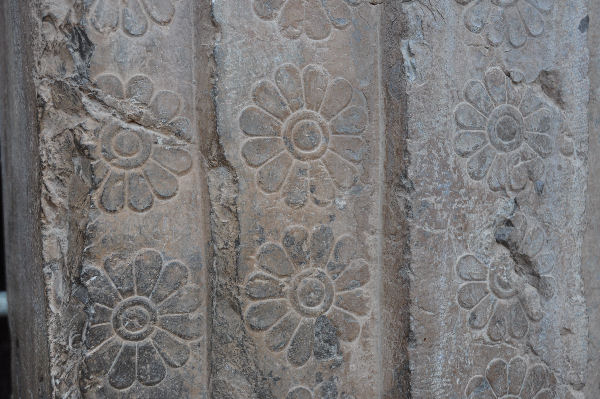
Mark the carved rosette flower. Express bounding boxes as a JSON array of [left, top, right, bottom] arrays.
[[454, 67, 556, 192], [82, 249, 202, 390], [91, 0, 178, 37], [244, 225, 371, 367], [253, 0, 375, 41], [456, 215, 555, 342], [465, 357, 555, 399], [92, 74, 193, 213], [240, 64, 368, 208], [456, 0, 554, 48]]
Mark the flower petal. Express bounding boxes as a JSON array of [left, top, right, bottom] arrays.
[[484, 67, 508, 105], [96, 74, 124, 98], [467, 145, 496, 181], [335, 290, 369, 316], [464, 0, 490, 33], [486, 358, 508, 397], [521, 224, 545, 258], [320, 78, 353, 120], [253, 0, 286, 19], [169, 117, 193, 142], [90, 304, 113, 325], [257, 152, 293, 193], [509, 301, 528, 339], [275, 64, 304, 111], [287, 387, 313, 399], [283, 226, 310, 269], [122, 0, 148, 37], [91, 0, 119, 33], [519, 0, 544, 36], [488, 153, 508, 192], [486, 6, 505, 46], [331, 106, 368, 135], [521, 364, 549, 399], [525, 133, 553, 158], [303, 65, 329, 111], [322, 0, 352, 29], [245, 300, 288, 331], [519, 285, 543, 321], [151, 90, 181, 123], [134, 249, 163, 297], [158, 285, 202, 314], [87, 324, 114, 350], [506, 6, 527, 47], [142, 0, 175, 25], [465, 375, 494, 399], [328, 307, 360, 342], [468, 294, 494, 329], [103, 253, 135, 297], [245, 273, 285, 299], [538, 276, 556, 300], [144, 160, 179, 199], [329, 136, 366, 164], [82, 265, 120, 308], [85, 338, 121, 377], [529, 0, 553, 12], [137, 341, 166, 386], [464, 80, 495, 116], [304, 0, 331, 40], [283, 161, 309, 208], [524, 108, 554, 134], [257, 243, 296, 277], [279, 0, 305, 39], [151, 260, 188, 303], [240, 106, 282, 137], [508, 357, 527, 394], [108, 343, 136, 389], [534, 389, 554, 399], [455, 130, 487, 157], [327, 235, 357, 279], [287, 319, 314, 366], [487, 302, 508, 342], [266, 312, 300, 352], [159, 314, 203, 339], [322, 150, 359, 189], [456, 255, 487, 281], [455, 102, 487, 130], [152, 146, 192, 175], [457, 282, 489, 309], [126, 75, 154, 104], [253, 81, 291, 121], [335, 259, 370, 292], [510, 162, 528, 191], [309, 160, 335, 206], [519, 88, 545, 116], [153, 329, 190, 368], [313, 315, 340, 361], [128, 172, 154, 212], [100, 171, 125, 212]]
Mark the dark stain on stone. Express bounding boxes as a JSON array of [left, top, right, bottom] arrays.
[[579, 15, 589, 33]]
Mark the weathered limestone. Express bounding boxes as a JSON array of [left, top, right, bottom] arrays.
[[0, 0, 595, 398]]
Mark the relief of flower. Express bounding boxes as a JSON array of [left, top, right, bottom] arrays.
[[465, 357, 555, 399], [92, 74, 193, 213], [454, 67, 557, 192], [240, 63, 368, 208], [90, 0, 177, 37], [456, 0, 554, 48], [82, 249, 202, 390], [244, 225, 370, 367], [456, 213, 555, 342], [287, 378, 356, 399], [253, 0, 373, 41]]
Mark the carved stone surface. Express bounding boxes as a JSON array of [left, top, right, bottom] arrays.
[[0, 0, 596, 398]]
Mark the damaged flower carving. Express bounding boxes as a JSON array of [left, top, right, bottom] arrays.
[[454, 67, 556, 192], [465, 357, 555, 398], [244, 225, 370, 367], [240, 64, 368, 208], [93, 74, 192, 213], [82, 249, 202, 390], [456, 0, 554, 48], [91, 0, 178, 36]]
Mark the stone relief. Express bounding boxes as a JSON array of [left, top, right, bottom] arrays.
[[90, 0, 178, 36], [454, 67, 557, 193], [240, 63, 368, 208], [81, 249, 202, 390], [253, 0, 380, 41], [465, 357, 555, 399], [91, 74, 193, 213], [286, 376, 355, 399], [243, 225, 370, 367], [456, 0, 554, 48]]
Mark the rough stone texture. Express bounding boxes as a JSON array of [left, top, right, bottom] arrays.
[[0, 0, 595, 398]]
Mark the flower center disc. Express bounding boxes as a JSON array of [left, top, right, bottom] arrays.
[[488, 264, 521, 299], [289, 268, 334, 317], [112, 297, 157, 341], [283, 110, 330, 161], [113, 130, 141, 157], [487, 104, 524, 153], [101, 125, 153, 169], [292, 120, 322, 151]]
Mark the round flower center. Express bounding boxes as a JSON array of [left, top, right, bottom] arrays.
[[292, 120, 322, 151], [486, 104, 524, 153], [101, 126, 153, 169], [298, 278, 326, 307], [112, 297, 157, 341], [113, 130, 141, 157], [496, 115, 519, 142], [488, 264, 521, 299]]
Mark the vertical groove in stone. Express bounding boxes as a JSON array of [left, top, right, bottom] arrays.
[[380, 3, 412, 398]]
